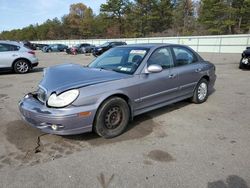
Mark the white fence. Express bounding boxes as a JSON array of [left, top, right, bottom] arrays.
[[32, 34, 250, 53]]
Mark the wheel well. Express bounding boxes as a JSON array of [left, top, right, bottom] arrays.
[[98, 94, 133, 120], [202, 75, 210, 82], [12, 58, 32, 69]]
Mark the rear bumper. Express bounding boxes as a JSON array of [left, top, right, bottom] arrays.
[[209, 74, 216, 91], [19, 94, 96, 135]]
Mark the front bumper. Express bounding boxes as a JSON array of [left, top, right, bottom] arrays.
[[19, 94, 96, 135], [241, 57, 250, 66]]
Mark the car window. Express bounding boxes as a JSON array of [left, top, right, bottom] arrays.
[[173, 47, 197, 66], [0, 44, 9, 52], [148, 47, 173, 69], [89, 47, 149, 74], [99, 56, 123, 66], [0, 44, 19, 52]]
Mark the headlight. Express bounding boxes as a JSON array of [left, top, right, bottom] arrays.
[[97, 48, 102, 51], [47, 89, 79, 108]]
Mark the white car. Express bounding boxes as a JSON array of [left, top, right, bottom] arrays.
[[0, 41, 39, 73]]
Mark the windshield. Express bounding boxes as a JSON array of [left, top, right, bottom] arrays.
[[88, 47, 149, 74]]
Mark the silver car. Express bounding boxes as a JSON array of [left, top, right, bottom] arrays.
[[19, 44, 216, 138], [0, 41, 39, 73]]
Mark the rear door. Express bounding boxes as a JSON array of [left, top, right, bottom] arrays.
[[0, 43, 19, 68], [138, 47, 179, 109], [171, 46, 203, 96]]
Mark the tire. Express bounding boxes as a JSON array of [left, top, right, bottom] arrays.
[[239, 58, 245, 69], [94, 97, 130, 138], [13, 59, 30, 74], [48, 49, 52, 53], [191, 78, 209, 104]]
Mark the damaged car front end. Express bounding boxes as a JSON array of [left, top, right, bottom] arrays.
[[18, 63, 130, 135]]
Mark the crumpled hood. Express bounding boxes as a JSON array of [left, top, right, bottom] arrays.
[[39, 64, 130, 94]]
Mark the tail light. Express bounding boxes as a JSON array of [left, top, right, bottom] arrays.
[[28, 51, 35, 55]]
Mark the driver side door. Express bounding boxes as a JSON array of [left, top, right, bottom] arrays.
[[138, 47, 179, 110]]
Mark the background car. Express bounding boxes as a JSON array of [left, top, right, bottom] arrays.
[[19, 44, 216, 138], [66, 43, 92, 55], [21, 41, 37, 50], [42, 44, 68, 53], [239, 47, 250, 69], [81, 44, 95, 54], [92, 41, 126, 56], [0, 41, 38, 73], [34, 43, 49, 50]]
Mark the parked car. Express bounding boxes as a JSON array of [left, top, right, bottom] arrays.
[[92, 41, 126, 56], [0, 41, 38, 74], [21, 41, 37, 50], [19, 44, 216, 138], [42, 44, 68, 53], [81, 44, 95, 54], [66, 43, 93, 55], [34, 43, 49, 50], [239, 47, 250, 69]]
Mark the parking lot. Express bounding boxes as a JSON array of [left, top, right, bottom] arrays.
[[0, 51, 249, 188]]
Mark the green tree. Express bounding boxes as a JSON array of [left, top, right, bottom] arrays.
[[173, 0, 195, 35], [64, 3, 94, 38], [150, 0, 173, 33], [199, 0, 231, 34], [230, 0, 250, 33], [100, 0, 130, 37]]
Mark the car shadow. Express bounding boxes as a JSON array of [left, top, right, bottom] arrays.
[[0, 67, 44, 75], [31, 67, 44, 73], [63, 100, 191, 145]]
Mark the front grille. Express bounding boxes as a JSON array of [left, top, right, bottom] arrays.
[[37, 87, 47, 103]]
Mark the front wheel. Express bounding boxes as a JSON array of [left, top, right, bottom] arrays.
[[94, 97, 130, 138], [13, 60, 30, 74], [239, 58, 245, 69], [192, 78, 209, 104]]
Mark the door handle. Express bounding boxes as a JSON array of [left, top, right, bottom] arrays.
[[195, 68, 202, 72], [169, 74, 176, 79], [12, 54, 18, 57]]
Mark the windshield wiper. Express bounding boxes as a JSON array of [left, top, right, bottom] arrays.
[[98, 67, 113, 71]]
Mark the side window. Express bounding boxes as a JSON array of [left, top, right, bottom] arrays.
[[173, 47, 197, 66], [0, 44, 9, 52], [148, 47, 173, 69], [0, 44, 19, 52]]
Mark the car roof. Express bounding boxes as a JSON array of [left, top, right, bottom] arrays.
[[118, 43, 189, 49], [0, 40, 22, 46]]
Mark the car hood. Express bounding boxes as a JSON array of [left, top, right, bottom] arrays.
[[39, 64, 130, 94]]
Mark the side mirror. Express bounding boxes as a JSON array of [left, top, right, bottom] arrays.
[[147, 64, 163, 73]]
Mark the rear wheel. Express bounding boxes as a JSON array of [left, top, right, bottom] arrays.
[[94, 97, 130, 138], [192, 78, 209, 104], [13, 60, 30, 74]]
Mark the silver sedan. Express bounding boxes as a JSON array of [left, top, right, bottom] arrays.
[[19, 44, 216, 138]]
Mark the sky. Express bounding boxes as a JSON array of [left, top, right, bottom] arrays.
[[0, 0, 107, 32]]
